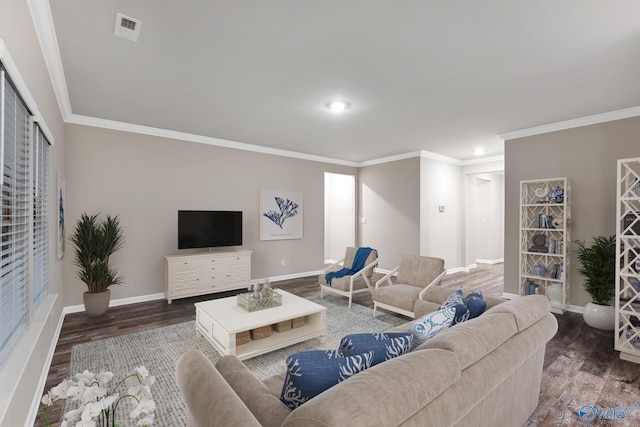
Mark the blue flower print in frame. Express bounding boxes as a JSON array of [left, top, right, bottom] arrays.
[[260, 188, 303, 240]]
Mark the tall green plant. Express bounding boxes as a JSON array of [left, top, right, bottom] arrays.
[[574, 235, 616, 305], [70, 213, 125, 294]]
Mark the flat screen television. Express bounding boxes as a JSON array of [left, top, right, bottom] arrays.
[[178, 210, 242, 249]]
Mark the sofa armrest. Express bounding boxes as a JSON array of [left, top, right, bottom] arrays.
[[175, 350, 261, 427], [215, 356, 291, 427]]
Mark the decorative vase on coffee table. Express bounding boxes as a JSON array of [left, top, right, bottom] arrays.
[[83, 289, 111, 317]]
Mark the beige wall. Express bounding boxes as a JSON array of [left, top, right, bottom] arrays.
[[63, 124, 357, 306], [359, 158, 421, 270], [505, 116, 640, 307], [0, 1, 65, 425]]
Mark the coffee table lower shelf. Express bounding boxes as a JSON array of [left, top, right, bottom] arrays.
[[195, 291, 327, 361]]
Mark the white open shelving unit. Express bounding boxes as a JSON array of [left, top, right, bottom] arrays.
[[615, 157, 640, 364], [519, 178, 571, 314]]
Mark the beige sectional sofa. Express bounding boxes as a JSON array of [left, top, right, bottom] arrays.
[[176, 293, 557, 427]]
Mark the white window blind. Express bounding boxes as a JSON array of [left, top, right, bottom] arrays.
[[0, 65, 32, 368], [32, 123, 49, 307]]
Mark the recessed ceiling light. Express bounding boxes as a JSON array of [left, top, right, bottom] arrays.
[[326, 100, 350, 113], [473, 148, 486, 156]]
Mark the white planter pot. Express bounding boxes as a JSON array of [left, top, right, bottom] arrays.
[[83, 289, 111, 317], [583, 302, 615, 330]]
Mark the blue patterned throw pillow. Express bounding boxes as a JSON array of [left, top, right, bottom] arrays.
[[280, 350, 373, 410], [463, 291, 486, 319], [439, 289, 470, 325], [339, 332, 413, 366], [407, 306, 455, 350]]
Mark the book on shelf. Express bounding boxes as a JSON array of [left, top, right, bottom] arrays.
[[523, 280, 540, 295], [549, 263, 564, 280]]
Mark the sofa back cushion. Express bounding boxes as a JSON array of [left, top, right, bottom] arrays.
[[397, 254, 445, 288], [283, 348, 460, 427], [483, 294, 550, 331], [418, 312, 518, 370]]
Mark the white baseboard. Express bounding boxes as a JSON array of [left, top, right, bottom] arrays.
[[64, 293, 166, 314], [476, 258, 504, 264]]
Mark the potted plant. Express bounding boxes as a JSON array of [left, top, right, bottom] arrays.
[[70, 213, 125, 317], [574, 235, 616, 330]]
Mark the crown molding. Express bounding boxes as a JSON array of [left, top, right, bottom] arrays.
[[500, 106, 640, 141], [67, 114, 360, 167], [27, 0, 72, 120], [29, 1, 502, 168]]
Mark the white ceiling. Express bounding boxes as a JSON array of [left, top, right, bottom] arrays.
[[40, 0, 640, 163]]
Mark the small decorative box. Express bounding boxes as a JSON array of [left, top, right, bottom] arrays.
[[292, 317, 305, 329], [273, 320, 292, 332], [250, 325, 272, 340], [236, 331, 250, 345]]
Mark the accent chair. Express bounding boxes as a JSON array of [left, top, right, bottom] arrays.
[[372, 254, 446, 318], [318, 247, 378, 308]]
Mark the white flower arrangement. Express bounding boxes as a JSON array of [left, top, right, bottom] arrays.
[[41, 366, 156, 427]]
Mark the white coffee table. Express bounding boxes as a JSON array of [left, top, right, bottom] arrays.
[[194, 290, 327, 360]]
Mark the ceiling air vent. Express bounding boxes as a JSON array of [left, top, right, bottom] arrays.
[[114, 13, 142, 42]]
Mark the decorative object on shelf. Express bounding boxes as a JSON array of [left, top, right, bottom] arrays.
[[529, 234, 548, 253], [70, 213, 125, 317], [633, 179, 640, 197], [261, 279, 273, 298], [629, 277, 640, 292], [534, 184, 550, 200], [237, 289, 283, 312], [552, 218, 563, 228], [626, 327, 640, 348], [547, 283, 563, 305], [531, 264, 547, 277], [548, 186, 564, 203], [575, 235, 616, 330], [41, 366, 156, 427], [623, 213, 640, 235]]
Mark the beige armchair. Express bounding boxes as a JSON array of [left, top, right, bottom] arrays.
[[372, 254, 446, 318], [319, 247, 378, 308]]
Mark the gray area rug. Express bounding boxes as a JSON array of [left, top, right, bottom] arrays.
[[68, 295, 406, 426]]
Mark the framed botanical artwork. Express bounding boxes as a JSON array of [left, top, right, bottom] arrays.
[[57, 173, 65, 259], [260, 188, 303, 240]]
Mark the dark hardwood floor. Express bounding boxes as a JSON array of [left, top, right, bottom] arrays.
[[36, 264, 640, 426]]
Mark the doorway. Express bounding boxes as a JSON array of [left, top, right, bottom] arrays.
[[324, 173, 356, 262]]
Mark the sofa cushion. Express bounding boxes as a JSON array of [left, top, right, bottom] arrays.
[[439, 289, 470, 325], [463, 291, 486, 319], [396, 254, 445, 288], [419, 312, 518, 370], [339, 332, 413, 366], [372, 284, 421, 312], [483, 294, 550, 331], [407, 306, 455, 350], [280, 350, 373, 410]]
